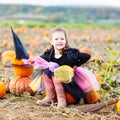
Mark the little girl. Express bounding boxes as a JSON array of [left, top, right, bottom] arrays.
[[35, 26, 92, 107]]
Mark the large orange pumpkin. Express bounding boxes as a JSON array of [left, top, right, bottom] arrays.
[[9, 76, 34, 96], [86, 90, 100, 104], [0, 81, 6, 98]]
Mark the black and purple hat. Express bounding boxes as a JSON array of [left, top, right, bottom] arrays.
[[11, 27, 29, 59]]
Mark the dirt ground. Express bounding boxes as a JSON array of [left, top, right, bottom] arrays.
[[0, 27, 120, 120], [0, 92, 119, 120]]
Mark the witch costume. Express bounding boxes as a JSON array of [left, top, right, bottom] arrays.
[[28, 48, 100, 104]]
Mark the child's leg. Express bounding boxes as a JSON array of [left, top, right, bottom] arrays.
[[52, 77, 67, 107], [36, 74, 56, 105]]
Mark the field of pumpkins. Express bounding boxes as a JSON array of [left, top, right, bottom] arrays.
[[0, 25, 120, 120]]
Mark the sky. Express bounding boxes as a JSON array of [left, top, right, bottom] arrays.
[[0, 0, 120, 7]]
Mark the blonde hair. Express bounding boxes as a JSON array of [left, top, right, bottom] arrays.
[[46, 26, 69, 53]]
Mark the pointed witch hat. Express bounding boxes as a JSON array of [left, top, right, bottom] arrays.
[[11, 27, 29, 59]]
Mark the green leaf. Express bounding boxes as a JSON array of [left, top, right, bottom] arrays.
[[111, 51, 118, 56]]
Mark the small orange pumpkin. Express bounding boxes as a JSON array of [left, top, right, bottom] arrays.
[[2, 57, 12, 67], [1, 50, 15, 60], [13, 65, 34, 77], [65, 92, 76, 104], [0, 81, 6, 98], [80, 47, 92, 56], [116, 100, 120, 114], [11, 52, 34, 76], [86, 89, 100, 104], [12, 58, 25, 66], [106, 35, 112, 42], [11, 51, 32, 66], [9, 76, 34, 96], [1, 51, 15, 67], [95, 74, 102, 83], [44, 90, 76, 104], [93, 54, 101, 60]]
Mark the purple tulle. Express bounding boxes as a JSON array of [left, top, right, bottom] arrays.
[[49, 62, 59, 72], [37, 84, 45, 92]]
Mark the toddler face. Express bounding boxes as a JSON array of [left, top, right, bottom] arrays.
[[50, 31, 67, 51]]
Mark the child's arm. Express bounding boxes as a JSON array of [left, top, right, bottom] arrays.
[[67, 48, 91, 66], [76, 52, 91, 66]]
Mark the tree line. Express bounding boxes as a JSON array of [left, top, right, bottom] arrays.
[[0, 4, 120, 24]]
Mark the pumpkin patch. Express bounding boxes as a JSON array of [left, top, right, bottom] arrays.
[[0, 26, 120, 119]]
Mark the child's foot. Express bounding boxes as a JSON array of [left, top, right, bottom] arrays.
[[57, 97, 67, 108], [56, 89, 67, 108], [36, 96, 56, 106], [37, 88, 56, 106]]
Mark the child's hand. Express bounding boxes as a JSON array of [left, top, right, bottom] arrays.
[[22, 56, 35, 66], [24, 56, 49, 68], [28, 59, 35, 64], [28, 56, 35, 65]]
